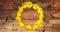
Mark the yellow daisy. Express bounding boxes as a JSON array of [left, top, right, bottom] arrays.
[[26, 2, 33, 8], [25, 24, 32, 30], [33, 24, 39, 30], [19, 21, 24, 28], [33, 4, 39, 10]]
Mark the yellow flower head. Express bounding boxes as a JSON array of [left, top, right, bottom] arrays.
[[26, 2, 33, 8], [33, 4, 40, 10], [22, 1, 33, 8]]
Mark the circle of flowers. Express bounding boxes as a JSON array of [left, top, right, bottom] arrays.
[[16, 1, 44, 30]]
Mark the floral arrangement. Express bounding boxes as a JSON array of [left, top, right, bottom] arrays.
[[16, 1, 44, 30]]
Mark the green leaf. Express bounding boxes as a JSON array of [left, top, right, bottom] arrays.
[[38, 0, 44, 2], [47, 4, 52, 9], [5, 16, 8, 22], [4, 22, 8, 24], [3, 20, 9, 25], [3, 16, 9, 25], [9, 15, 15, 21], [20, 0, 23, 4]]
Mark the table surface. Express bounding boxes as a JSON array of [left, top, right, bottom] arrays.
[[0, 0, 60, 32]]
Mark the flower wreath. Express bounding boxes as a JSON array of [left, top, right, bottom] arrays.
[[16, 1, 44, 30]]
